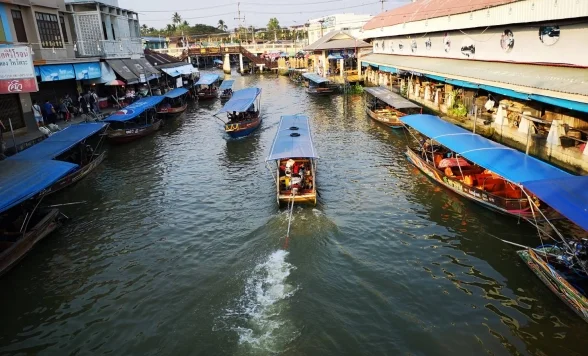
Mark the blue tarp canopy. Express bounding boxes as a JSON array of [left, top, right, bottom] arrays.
[[195, 73, 220, 86], [104, 96, 165, 122], [164, 88, 188, 99], [522, 176, 588, 231], [217, 87, 261, 114], [213, 59, 223, 64], [219, 79, 235, 90], [0, 160, 78, 212], [400, 114, 570, 183], [302, 73, 329, 84], [8, 123, 106, 161], [267, 115, 318, 161]]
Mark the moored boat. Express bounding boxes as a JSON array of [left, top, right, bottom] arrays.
[[0, 160, 77, 276], [7, 123, 108, 195], [302, 73, 336, 95], [194, 73, 220, 100], [266, 114, 318, 206], [219, 79, 235, 101], [216, 87, 262, 138], [157, 88, 189, 117], [104, 96, 164, 143], [364, 87, 422, 128], [400, 114, 568, 219]]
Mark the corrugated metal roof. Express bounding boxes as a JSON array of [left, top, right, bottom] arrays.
[[304, 30, 371, 51], [144, 49, 183, 67], [364, 0, 518, 30], [362, 54, 588, 98]]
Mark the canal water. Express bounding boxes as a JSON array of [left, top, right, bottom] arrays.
[[1, 73, 587, 355]]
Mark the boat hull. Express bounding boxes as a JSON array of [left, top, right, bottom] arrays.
[[0, 209, 62, 277], [278, 193, 316, 206], [366, 108, 404, 128], [405, 147, 536, 218], [198, 93, 217, 100], [518, 248, 588, 323], [106, 120, 163, 143], [307, 88, 335, 95], [225, 116, 261, 138], [43, 151, 106, 196], [157, 103, 187, 117]]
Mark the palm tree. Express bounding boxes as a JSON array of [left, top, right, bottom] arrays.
[[140, 24, 148, 35], [172, 12, 182, 25], [166, 24, 177, 36], [217, 19, 228, 32], [267, 17, 280, 42]]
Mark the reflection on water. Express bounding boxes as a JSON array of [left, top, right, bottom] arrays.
[[0, 71, 587, 355]]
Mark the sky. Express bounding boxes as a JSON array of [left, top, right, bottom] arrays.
[[119, 0, 412, 30]]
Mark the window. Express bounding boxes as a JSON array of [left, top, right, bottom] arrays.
[[59, 16, 68, 43], [12, 10, 27, 43], [35, 12, 63, 48]]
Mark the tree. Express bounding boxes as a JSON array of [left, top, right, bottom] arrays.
[[140, 24, 149, 36], [166, 24, 177, 36], [267, 17, 280, 42], [172, 12, 182, 25], [217, 19, 228, 32]]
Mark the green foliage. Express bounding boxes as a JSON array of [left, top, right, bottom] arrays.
[[448, 103, 468, 118], [172, 12, 182, 25], [347, 84, 364, 94], [400, 85, 408, 97]]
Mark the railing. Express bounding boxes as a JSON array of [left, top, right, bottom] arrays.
[[100, 39, 143, 58], [152, 42, 307, 58]]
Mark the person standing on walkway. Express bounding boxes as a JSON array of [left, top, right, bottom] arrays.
[[43, 100, 56, 125], [32, 100, 44, 127]]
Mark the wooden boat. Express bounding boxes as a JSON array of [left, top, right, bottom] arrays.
[[8, 123, 108, 195], [364, 87, 422, 128], [266, 115, 318, 206], [104, 96, 165, 143], [219, 79, 235, 101], [157, 88, 189, 117], [516, 176, 588, 323], [194, 73, 220, 100], [302, 72, 336, 95], [0, 160, 76, 276], [216, 87, 262, 138], [401, 114, 567, 219]]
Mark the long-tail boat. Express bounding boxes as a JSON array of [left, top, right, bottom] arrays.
[[157, 88, 188, 117], [215, 87, 262, 138], [0, 160, 77, 276], [515, 176, 588, 323], [7, 123, 107, 195], [400, 114, 569, 219], [364, 87, 421, 128], [219, 79, 235, 102], [104, 96, 164, 143], [266, 114, 318, 206], [194, 73, 220, 100], [302, 73, 336, 95]]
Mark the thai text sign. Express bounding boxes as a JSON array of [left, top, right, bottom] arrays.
[[0, 45, 37, 93]]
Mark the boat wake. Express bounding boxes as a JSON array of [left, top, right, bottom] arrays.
[[223, 250, 299, 354]]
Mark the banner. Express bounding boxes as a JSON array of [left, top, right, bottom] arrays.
[[73, 62, 101, 80], [39, 64, 75, 82], [0, 45, 37, 93]]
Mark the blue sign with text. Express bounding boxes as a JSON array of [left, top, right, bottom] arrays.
[[39, 64, 75, 82], [73, 62, 101, 80]]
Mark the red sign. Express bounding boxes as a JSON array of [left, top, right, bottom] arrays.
[[0, 78, 38, 94]]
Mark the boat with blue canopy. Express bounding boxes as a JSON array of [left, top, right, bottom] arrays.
[[213, 58, 223, 69], [400, 114, 569, 219], [364, 87, 422, 128], [8, 123, 107, 195], [194, 73, 220, 100], [157, 88, 189, 117], [216, 87, 262, 138], [266, 114, 318, 205], [219, 79, 235, 101], [0, 160, 77, 276], [302, 72, 335, 95], [104, 96, 164, 143]]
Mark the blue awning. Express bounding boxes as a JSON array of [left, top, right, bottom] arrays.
[[8, 123, 106, 161], [164, 88, 188, 99], [528, 94, 588, 113], [216, 87, 261, 114], [213, 59, 223, 64], [266, 114, 318, 161], [302, 73, 329, 84], [86, 62, 117, 85], [39, 64, 75, 82], [379, 65, 397, 73], [73, 62, 101, 80], [34, 66, 40, 76], [104, 96, 165, 122], [219, 79, 235, 90], [0, 160, 78, 212], [400, 114, 570, 183], [361, 62, 369, 67], [522, 176, 588, 231], [328, 54, 343, 60], [195, 73, 220, 86]]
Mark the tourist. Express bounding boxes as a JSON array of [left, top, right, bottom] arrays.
[[32, 100, 44, 127], [43, 100, 56, 124]]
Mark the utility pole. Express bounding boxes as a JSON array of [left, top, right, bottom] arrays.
[[380, 0, 386, 12], [234, 2, 245, 41]]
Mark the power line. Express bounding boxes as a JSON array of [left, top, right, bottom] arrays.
[[136, 0, 347, 13]]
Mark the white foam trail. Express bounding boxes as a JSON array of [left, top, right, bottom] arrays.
[[226, 250, 299, 353]]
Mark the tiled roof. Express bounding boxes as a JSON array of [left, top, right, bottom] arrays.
[[364, 0, 518, 30], [304, 30, 371, 51]]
